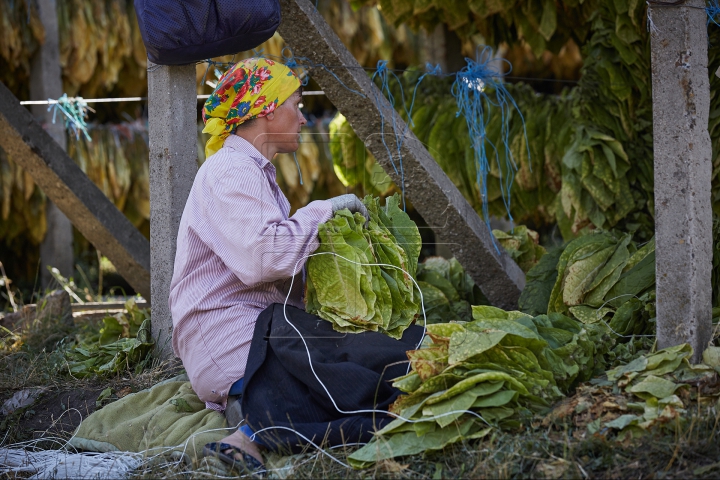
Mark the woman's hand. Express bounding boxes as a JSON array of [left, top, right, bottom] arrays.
[[329, 194, 369, 223]]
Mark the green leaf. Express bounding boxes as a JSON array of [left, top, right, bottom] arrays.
[[422, 386, 483, 427], [584, 234, 632, 306], [392, 372, 422, 393], [628, 375, 681, 399], [449, 330, 508, 365], [408, 347, 448, 381], [703, 346, 720, 371], [604, 414, 640, 430], [519, 246, 562, 316], [568, 305, 613, 324], [96, 387, 113, 408], [348, 420, 479, 468], [605, 249, 655, 308], [425, 372, 529, 404], [471, 389, 517, 408], [538, 0, 557, 41], [562, 244, 617, 306]]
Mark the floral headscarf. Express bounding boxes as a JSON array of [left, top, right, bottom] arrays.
[[202, 58, 301, 158]]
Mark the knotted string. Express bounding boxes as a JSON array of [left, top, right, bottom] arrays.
[[48, 94, 91, 141], [452, 47, 529, 250]]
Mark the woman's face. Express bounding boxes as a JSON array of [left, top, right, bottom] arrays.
[[267, 90, 306, 154]]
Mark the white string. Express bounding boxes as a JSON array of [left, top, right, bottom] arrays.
[[18, 91, 324, 106], [245, 251, 489, 443]]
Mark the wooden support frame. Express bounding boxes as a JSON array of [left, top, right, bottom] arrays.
[[0, 82, 151, 300]]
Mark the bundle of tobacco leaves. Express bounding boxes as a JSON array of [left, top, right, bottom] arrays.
[[519, 231, 656, 338], [492, 225, 547, 273], [416, 256, 487, 324], [348, 305, 610, 467], [305, 194, 421, 338]]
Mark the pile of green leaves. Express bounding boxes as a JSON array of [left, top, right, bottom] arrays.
[[519, 231, 656, 339], [305, 194, 421, 338], [561, 1, 654, 240], [415, 256, 487, 324], [64, 299, 153, 377], [348, 305, 610, 467], [492, 225, 547, 273], [599, 344, 717, 439]]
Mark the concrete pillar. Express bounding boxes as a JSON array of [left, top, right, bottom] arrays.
[[29, 0, 74, 287], [420, 25, 465, 78], [148, 62, 198, 358], [422, 25, 447, 72], [650, 0, 712, 362]]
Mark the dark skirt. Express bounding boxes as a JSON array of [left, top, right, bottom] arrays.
[[240, 303, 424, 453]]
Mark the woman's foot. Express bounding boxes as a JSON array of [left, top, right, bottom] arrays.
[[216, 429, 264, 466]]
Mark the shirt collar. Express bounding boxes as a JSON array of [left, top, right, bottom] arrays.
[[223, 134, 272, 169]]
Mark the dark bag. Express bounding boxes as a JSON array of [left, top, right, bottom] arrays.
[[133, 0, 281, 65]]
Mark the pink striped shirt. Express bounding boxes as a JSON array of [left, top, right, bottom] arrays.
[[169, 135, 333, 409]]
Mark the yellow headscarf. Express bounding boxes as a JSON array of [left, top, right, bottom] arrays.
[[202, 58, 301, 158]]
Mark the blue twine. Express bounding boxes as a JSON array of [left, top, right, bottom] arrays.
[[708, 0, 720, 26], [406, 63, 443, 129], [370, 60, 427, 210], [371, 61, 402, 207], [280, 47, 367, 98], [451, 47, 529, 252], [48, 94, 91, 141]]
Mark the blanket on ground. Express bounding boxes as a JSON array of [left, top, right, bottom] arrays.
[[242, 303, 424, 453], [69, 376, 229, 463]]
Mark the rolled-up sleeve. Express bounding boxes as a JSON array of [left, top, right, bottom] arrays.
[[199, 160, 332, 286]]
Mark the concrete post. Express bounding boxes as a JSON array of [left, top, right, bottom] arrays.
[[422, 25, 447, 72], [148, 62, 198, 358], [650, 0, 712, 362], [29, 0, 74, 287], [278, 0, 525, 308]]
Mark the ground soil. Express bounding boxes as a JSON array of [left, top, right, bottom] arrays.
[[16, 385, 105, 441]]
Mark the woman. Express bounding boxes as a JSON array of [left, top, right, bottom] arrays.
[[169, 58, 421, 473]]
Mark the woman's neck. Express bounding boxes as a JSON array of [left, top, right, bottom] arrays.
[[235, 130, 277, 160]]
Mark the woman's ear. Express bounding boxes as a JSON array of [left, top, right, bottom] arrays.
[[265, 112, 275, 121]]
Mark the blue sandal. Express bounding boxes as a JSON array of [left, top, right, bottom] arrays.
[[202, 442, 265, 477]]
